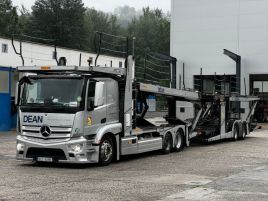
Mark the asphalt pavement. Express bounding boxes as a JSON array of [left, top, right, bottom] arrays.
[[0, 127, 267, 201]]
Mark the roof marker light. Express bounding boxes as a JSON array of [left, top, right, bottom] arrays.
[[41, 66, 51, 70]]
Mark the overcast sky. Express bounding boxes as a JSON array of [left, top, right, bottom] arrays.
[[12, 0, 171, 13]]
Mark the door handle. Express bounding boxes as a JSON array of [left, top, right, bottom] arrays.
[[101, 118, 106, 124]]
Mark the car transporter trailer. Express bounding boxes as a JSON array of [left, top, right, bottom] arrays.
[[14, 33, 259, 165]]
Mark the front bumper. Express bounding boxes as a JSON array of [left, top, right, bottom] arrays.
[[16, 135, 99, 164]]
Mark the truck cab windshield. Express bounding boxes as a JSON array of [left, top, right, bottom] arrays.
[[21, 77, 84, 111]]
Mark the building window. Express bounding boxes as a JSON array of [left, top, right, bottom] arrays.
[[119, 61, 123, 68], [180, 107, 185, 113], [2, 44, 8, 53], [253, 81, 268, 93]]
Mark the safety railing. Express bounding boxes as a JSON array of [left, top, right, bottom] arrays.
[[135, 52, 171, 87], [94, 32, 129, 67], [12, 34, 58, 66]]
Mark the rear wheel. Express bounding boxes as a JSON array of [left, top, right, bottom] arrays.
[[99, 135, 114, 166], [239, 124, 247, 140], [233, 124, 239, 141], [173, 129, 184, 152], [162, 133, 172, 154]]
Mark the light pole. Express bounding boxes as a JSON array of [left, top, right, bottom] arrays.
[[132, 36, 136, 57], [132, 37, 136, 81]]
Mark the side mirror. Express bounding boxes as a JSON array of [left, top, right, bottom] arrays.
[[11, 97, 17, 114], [94, 82, 105, 107], [16, 81, 24, 106]]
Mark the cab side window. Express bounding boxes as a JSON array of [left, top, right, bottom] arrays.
[[87, 81, 96, 110], [88, 82, 96, 97]]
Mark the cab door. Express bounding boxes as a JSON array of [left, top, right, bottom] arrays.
[[84, 79, 107, 135]]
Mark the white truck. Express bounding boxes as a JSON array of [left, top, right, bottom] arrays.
[[16, 57, 200, 165], [15, 34, 259, 166]]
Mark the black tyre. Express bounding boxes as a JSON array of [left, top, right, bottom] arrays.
[[239, 124, 247, 140], [233, 124, 239, 141], [162, 133, 172, 154], [173, 129, 184, 152], [99, 135, 114, 166]]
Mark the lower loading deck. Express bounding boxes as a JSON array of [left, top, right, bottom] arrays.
[[121, 126, 164, 156], [133, 127, 157, 136], [121, 117, 185, 156], [132, 117, 170, 135]]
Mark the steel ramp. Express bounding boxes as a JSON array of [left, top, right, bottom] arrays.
[[138, 82, 199, 101]]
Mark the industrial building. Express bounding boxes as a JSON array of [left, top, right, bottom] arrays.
[[0, 36, 124, 131], [171, 0, 268, 121]]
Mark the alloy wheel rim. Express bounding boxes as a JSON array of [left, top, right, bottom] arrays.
[[101, 140, 113, 162]]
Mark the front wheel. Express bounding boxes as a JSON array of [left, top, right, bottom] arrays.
[[99, 136, 114, 166], [162, 133, 172, 154], [173, 129, 184, 152]]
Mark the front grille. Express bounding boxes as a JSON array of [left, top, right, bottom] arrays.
[[26, 148, 67, 160], [22, 125, 72, 141]]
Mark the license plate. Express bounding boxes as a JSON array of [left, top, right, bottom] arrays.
[[37, 157, 53, 162]]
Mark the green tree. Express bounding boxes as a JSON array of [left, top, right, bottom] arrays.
[[128, 7, 170, 56], [0, 0, 18, 36], [83, 8, 122, 51], [127, 7, 170, 82], [114, 6, 140, 28], [17, 5, 31, 35], [28, 0, 86, 49]]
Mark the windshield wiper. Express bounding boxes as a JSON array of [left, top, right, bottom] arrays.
[[22, 103, 44, 107]]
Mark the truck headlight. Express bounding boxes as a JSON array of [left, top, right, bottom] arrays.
[[17, 143, 24, 152], [70, 144, 83, 153]]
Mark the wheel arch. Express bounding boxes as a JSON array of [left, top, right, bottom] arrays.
[[95, 123, 121, 161], [95, 123, 121, 144]]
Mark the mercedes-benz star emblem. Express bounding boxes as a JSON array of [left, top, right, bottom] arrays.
[[40, 125, 51, 138]]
